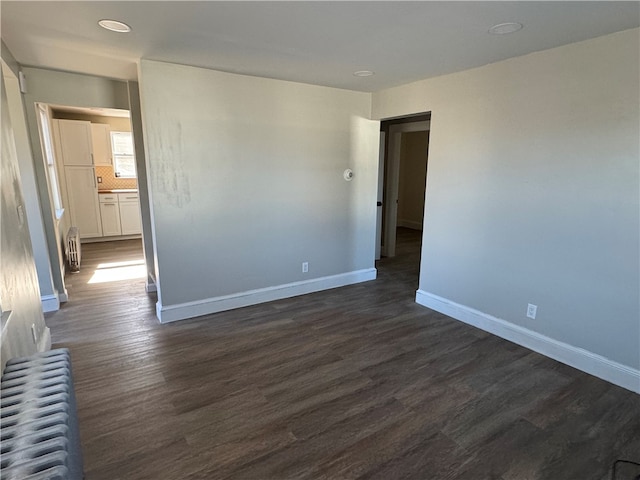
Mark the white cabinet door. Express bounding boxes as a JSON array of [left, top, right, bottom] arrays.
[[57, 119, 94, 166], [91, 124, 112, 166], [119, 200, 142, 235], [99, 202, 122, 236], [64, 167, 102, 238]]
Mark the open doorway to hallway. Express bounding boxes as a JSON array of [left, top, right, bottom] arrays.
[[377, 114, 430, 286]]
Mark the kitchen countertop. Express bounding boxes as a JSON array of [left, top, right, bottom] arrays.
[[98, 189, 138, 193]]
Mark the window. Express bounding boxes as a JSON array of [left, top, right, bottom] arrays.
[[36, 103, 64, 218], [111, 131, 136, 178]]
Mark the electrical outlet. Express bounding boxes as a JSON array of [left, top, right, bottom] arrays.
[[527, 304, 537, 319], [31, 323, 37, 343], [97, 176, 103, 183], [302, 262, 309, 273]]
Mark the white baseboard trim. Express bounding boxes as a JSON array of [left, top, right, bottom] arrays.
[[397, 219, 423, 230], [157, 268, 377, 324], [415, 289, 640, 394], [81, 234, 142, 244], [41, 294, 60, 313], [38, 326, 52, 352], [58, 289, 68, 303]]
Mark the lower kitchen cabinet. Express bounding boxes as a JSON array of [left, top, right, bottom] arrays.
[[118, 194, 142, 235], [98, 192, 142, 237], [98, 194, 122, 236]]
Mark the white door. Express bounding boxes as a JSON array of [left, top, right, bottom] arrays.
[[64, 166, 102, 238], [57, 119, 94, 166], [375, 132, 385, 260]]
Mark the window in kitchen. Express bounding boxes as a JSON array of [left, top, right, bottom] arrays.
[[111, 131, 136, 178]]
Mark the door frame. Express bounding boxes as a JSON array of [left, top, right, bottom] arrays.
[[382, 120, 430, 258]]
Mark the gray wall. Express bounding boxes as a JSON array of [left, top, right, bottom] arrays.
[[138, 60, 378, 316], [1, 51, 59, 311], [372, 28, 640, 369], [1, 71, 50, 369]]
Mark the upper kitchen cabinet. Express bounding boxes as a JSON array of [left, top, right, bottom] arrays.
[[55, 119, 94, 166], [91, 123, 112, 166]]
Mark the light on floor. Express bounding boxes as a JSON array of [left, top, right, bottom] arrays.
[[88, 259, 145, 284]]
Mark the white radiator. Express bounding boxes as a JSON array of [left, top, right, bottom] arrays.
[[66, 227, 81, 272]]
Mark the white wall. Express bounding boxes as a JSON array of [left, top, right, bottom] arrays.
[[372, 28, 639, 389], [138, 60, 379, 321], [1, 71, 50, 369]]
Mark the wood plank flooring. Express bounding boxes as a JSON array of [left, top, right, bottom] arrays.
[[45, 228, 640, 480]]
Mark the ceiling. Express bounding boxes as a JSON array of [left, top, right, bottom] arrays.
[[2, 1, 638, 92]]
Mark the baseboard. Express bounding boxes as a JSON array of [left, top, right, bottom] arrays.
[[157, 268, 377, 323], [397, 219, 423, 230], [415, 289, 640, 394], [81, 234, 142, 244], [41, 294, 60, 313]]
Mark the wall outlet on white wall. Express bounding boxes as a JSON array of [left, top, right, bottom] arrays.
[[527, 304, 537, 319], [302, 262, 309, 273]]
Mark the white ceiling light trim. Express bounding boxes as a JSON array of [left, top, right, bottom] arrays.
[[353, 70, 375, 77], [98, 19, 131, 33], [488, 22, 523, 35]]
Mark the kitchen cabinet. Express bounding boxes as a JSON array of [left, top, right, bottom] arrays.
[[98, 192, 142, 237], [118, 193, 142, 235], [56, 119, 94, 166], [65, 167, 102, 238], [91, 123, 112, 166], [98, 194, 121, 236]]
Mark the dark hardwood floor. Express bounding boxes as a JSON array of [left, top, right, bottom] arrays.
[[45, 229, 640, 480]]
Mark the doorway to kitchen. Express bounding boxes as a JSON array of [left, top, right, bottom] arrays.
[[34, 102, 150, 300]]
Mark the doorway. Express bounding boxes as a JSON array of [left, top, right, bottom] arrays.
[[34, 103, 150, 300], [376, 114, 430, 281]]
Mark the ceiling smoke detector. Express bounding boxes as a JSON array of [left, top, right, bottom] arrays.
[[488, 22, 523, 35], [98, 19, 131, 33]]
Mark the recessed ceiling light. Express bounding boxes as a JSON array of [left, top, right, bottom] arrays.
[[353, 70, 375, 77], [98, 19, 131, 33], [488, 22, 523, 35]]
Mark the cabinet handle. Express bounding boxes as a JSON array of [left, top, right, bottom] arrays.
[[91, 153, 94, 164]]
